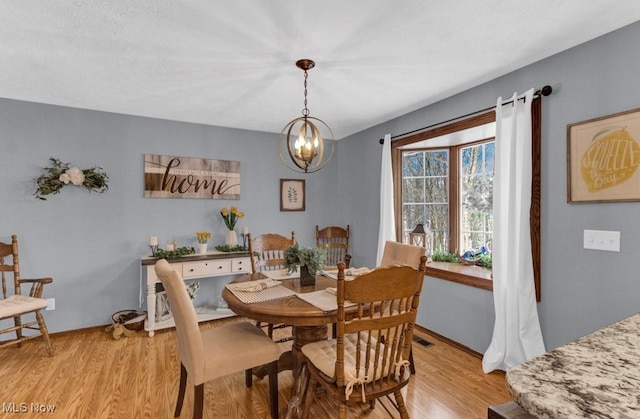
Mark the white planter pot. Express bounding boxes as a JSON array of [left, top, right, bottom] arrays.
[[197, 243, 208, 254]]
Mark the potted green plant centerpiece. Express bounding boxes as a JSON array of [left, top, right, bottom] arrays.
[[284, 244, 326, 286]]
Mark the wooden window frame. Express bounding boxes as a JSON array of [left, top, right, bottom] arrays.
[[391, 99, 541, 300]]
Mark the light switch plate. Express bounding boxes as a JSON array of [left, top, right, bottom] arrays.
[[583, 230, 621, 252]]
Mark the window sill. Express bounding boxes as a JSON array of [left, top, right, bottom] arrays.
[[425, 261, 493, 291]]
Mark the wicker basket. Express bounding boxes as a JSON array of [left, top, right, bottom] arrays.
[[111, 310, 146, 331]]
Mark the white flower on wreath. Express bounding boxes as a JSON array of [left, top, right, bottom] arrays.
[[67, 167, 85, 186], [59, 172, 71, 184]]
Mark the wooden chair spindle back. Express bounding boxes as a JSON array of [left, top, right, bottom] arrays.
[[316, 225, 350, 269], [336, 257, 426, 390], [248, 232, 296, 273]]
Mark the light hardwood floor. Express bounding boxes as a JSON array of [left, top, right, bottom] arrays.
[[1, 317, 511, 418]]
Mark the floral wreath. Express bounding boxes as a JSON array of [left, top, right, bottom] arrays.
[[34, 157, 109, 200]]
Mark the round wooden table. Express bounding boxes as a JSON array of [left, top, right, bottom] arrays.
[[222, 272, 341, 418], [222, 272, 338, 374]]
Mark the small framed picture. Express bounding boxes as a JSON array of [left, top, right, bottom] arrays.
[[280, 179, 305, 211], [567, 106, 640, 203]]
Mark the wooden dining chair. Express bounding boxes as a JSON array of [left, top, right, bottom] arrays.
[[155, 259, 279, 419], [0, 235, 53, 354], [301, 257, 427, 418], [316, 225, 351, 269], [248, 231, 296, 273], [248, 231, 296, 341], [380, 240, 427, 374]]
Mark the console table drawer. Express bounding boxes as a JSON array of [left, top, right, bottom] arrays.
[[232, 257, 251, 273], [182, 260, 231, 278]]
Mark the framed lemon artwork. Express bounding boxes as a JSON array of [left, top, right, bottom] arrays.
[[567, 107, 640, 203]]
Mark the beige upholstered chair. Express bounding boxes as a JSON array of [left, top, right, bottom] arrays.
[[380, 240, 427, 269], [0, 235, 53, 354], [316, 225, 351, 269], [380, 240, 427, 374], [301, 258, 427, 418], [154, 259, 279, 419], [248, 231, 296, 341]]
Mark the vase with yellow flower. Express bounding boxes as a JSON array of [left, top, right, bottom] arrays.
[[220, 206, 244, 247], [195, 231, 211, 254]]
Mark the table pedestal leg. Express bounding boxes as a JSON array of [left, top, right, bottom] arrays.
[[291, 325, 327, 372], [252, 324, 328, 380], [281, 362, 310, 419], [281, 324, 327, 419]]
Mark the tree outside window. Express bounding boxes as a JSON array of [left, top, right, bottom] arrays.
[[460, 141, 494, 254]]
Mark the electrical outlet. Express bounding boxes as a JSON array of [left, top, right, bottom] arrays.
[[45, 298, 55, 311]]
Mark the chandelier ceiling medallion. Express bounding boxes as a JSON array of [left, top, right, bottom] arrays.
[[278, 59, 334, 173]]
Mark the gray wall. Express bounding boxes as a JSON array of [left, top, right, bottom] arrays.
[[0, 102, 338, 332], [2, 21, 640, 353], [339, 21, 640, 352]]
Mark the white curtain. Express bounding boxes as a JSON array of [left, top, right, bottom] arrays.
[[377, 133, 395, 265], [482, 89, 546, 373]]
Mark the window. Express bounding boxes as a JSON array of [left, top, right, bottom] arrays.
[[401, 149, 449, 252], [391, 104, 541, 299], [460, 140, 494, 253]]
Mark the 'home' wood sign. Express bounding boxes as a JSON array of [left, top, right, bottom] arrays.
[[144, 154, 240, 199]]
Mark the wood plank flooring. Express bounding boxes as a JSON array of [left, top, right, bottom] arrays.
[[0, 317, 511, 418]]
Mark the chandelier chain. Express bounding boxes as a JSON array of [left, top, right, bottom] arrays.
[[302, 70, 310, 117]]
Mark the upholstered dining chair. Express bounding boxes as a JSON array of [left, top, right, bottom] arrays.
[[0, 235, 53, 354], [154, 259, 279, 419], [301, 258, 427, 418], [248, 231, 296, 341], [380, 240, 427, 374], [315, 225, 351, 269], [380, 240, 426, 269]]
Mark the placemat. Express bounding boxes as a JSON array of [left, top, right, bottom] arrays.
[[226, 279, 296, 304], [320, 266, 371, 280], [261, 269, 300, 280], [296, 289, 356, 312]]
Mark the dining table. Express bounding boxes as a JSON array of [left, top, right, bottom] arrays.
[[222, 270, 346, 418]]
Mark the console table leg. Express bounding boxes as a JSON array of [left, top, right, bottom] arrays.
[[146, 283, 156, 337]]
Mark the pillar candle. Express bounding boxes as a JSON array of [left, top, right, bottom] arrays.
[[149, 236, 158, 246], [242, 226, 249, 235]]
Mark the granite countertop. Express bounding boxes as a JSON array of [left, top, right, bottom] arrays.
[[506, 313, 640, 418]]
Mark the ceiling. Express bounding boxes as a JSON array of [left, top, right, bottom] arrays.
[[1, 1, 639, 140]]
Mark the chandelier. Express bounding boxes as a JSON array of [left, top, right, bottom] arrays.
[[278, 59, 334, 173]]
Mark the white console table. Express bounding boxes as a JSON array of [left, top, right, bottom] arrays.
[[140, 251, 251, 337]]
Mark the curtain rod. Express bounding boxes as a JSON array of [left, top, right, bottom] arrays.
[[379, 85, 553, 144]]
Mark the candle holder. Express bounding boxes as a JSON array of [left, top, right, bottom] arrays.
[[241, 233, 248, 248], [149, 245, 159, 257]]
